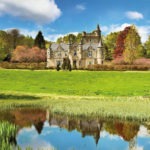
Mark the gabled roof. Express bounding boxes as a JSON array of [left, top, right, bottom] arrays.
[[51, 43, 69, 51], [83, 43, 99, 50], [50, 42, 101, 51]]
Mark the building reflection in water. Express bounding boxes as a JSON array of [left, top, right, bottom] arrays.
[[0, 108, 150, 150]]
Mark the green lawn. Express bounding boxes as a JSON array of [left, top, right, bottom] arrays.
[[0, 69, 150, 120], [0, 69, 150, 96]]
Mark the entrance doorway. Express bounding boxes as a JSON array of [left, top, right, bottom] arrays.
[[73, 60, 77, 69]]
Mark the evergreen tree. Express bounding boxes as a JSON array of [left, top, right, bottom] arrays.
[[34, 31, 45, 49]]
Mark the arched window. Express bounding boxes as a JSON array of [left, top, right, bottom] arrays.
[[74, 50, 77, 56], [88, 51, 92, 57], [58, 52, 61, 57]]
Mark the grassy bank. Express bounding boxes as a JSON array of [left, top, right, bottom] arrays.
[[0, 69, 150, 121], [0, 69, 150, 96], [0, 92, 150, 121]]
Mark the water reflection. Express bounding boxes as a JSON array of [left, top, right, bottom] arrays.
[[0, 108, 150, 150]]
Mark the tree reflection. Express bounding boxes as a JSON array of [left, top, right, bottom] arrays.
[[0, 108, 148, 147], [34, 121, 44, 134], [105, 121, 139, 141]]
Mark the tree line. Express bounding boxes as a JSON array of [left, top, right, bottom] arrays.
[[57, 25, 150, 65], [0, 25, 150, 64], [104, 25, 150, 64], [0, 29, 47, 62]]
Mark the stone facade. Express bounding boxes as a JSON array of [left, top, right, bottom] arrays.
[[47, 25, 104, 68]]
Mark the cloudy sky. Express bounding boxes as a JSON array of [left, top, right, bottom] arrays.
[[0, 0, 150, 42]]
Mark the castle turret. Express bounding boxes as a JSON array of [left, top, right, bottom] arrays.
[[96, 24, 101, 38], [79, 38, 83, 58], [78, 38, 83, 67], [97, 40, 104, 65], [47, 47, 51, 59], [46, 47, 51, 68], [97, 24, 100, 32], [68, 36, 72, 53], [68, 37, 72, 66]]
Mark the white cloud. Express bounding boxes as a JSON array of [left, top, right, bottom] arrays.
[[0, 0, 61, 24], [125, 11, 143, 20], [101, 23, 131, 34], [46, 34, 64, 41], [138, 125, 150, 137], [137, 26, 150, 43], [135, 145, 144, 150], [76, 4, 86, 11], [101, 131, 122, 141], [21, 29, 38, 38], [101, 23, 150, 43], [108, 23, 131, 33], [101, 26, 109, 32], [68, 32, 79, 36]]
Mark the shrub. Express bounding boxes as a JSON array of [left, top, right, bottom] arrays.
[[0, 62, 46, 70], [112, 57, 126, 65], [87, 64, 150, 71], [134, 58, 150, 65], [62, 57, 72, 71], [11, 46, 46, 63], [56, 64, 61, 71]]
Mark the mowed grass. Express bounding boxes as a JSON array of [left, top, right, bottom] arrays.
[[0, 69, 150, 96], [0, 69, 150, 121]]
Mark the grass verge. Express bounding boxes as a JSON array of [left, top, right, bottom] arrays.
[[0, 91, 150, 121]]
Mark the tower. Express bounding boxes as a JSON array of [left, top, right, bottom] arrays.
[[129, 137, 137, 150], [78, 38, 83, 67], [68, 37, 72, 66], [96, 24, 101, 37], [96, 24, 104, 64], [79, 38, 83, 59], [97, 40, 104, 65], [46, 47, 51, 68]]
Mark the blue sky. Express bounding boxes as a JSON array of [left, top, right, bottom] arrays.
[[17, 122, 150, 150], [0, 0, 150, 42]]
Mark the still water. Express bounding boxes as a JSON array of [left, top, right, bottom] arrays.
[[0, 108, 150, 150]]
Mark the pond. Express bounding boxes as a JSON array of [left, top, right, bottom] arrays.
[[0, 108, 150, 150]]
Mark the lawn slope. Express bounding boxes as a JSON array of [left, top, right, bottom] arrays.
[[0, 70, 150, 96]]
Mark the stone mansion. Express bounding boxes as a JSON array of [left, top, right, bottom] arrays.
[[47, 25, 104, 68]]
